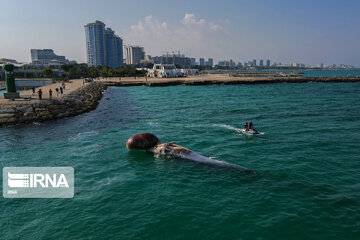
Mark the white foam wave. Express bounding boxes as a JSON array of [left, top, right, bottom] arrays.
[[147, 121, 159, 126], [68, 131, 99, 142]]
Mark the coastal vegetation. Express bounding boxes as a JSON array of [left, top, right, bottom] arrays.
[[2, 64, 147, 80], [61, 64, 147, 79], [43, 66, 53, 78]]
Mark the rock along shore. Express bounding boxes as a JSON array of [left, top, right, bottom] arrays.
[[0, 82, 106, 127], [1, 74, 360, 127]]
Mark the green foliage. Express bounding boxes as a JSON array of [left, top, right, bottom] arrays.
[[61, 64, 146, 79], [137, 62, 154, 69], [43, 66, 53, 78]]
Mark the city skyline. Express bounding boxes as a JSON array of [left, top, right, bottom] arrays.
[[1, 0, 360, 66]]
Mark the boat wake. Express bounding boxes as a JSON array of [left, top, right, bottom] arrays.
[[212, 124, 238, 131]]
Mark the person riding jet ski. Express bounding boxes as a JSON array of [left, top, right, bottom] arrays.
[[239, 121, 259, 135]]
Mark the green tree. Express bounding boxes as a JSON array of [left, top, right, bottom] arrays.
[[60, 63, 146, 79], [43, 67, 53, 78]]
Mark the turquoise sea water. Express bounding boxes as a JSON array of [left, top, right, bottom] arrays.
[[1, 83, 360, 239], [302, 69, 360, 77]]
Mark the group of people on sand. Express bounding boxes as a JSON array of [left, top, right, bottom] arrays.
[[36, 82, 66, 100]]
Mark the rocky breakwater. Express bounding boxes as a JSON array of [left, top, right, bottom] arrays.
[[0, 82, 106, 127]]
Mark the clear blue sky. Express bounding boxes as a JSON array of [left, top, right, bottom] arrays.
[[1, 0, 359, 66]]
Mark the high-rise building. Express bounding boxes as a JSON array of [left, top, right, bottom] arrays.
[[199, 58, 205, 66], [217, 60, 236, 67], [252, 59, 257, 67], [259, 59, 264, 67], [152, 54, 191, 66], [31, 49, 68, 64], [85, 20, 123, 67], [125, 46, 145, 65], [266, 60, 271, 67], [105, 28, 123, 68], [85, 21, 106, 66], [207, 58, 213, 66]]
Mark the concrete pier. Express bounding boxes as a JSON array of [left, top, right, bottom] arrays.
[[97, 74, 360, 87]]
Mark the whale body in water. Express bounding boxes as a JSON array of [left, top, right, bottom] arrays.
[[126, 133, 254, 173]]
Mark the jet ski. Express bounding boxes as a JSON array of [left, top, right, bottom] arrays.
[[126, 133, 254, 173], [237, 128, 260, 135]]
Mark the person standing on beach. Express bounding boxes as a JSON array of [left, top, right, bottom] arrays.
[[55, 88, 59, 96], [60, 87, 63, 94], [62, 82, 65, 90], [37, 89, 42, 100], [32, 86, 35, 94], [49, 89, 53, 99]]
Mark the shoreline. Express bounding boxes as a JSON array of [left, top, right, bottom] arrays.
[[0, 81, 105, 127], [98, 75, 360, 87], [1, 75, 360, 127]]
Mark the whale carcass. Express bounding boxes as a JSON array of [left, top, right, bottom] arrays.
[[126, 133, 254, 172]]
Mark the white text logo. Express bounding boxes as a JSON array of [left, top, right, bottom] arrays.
[[8, 172, 69, 188], [3, 167, 74, 198]]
